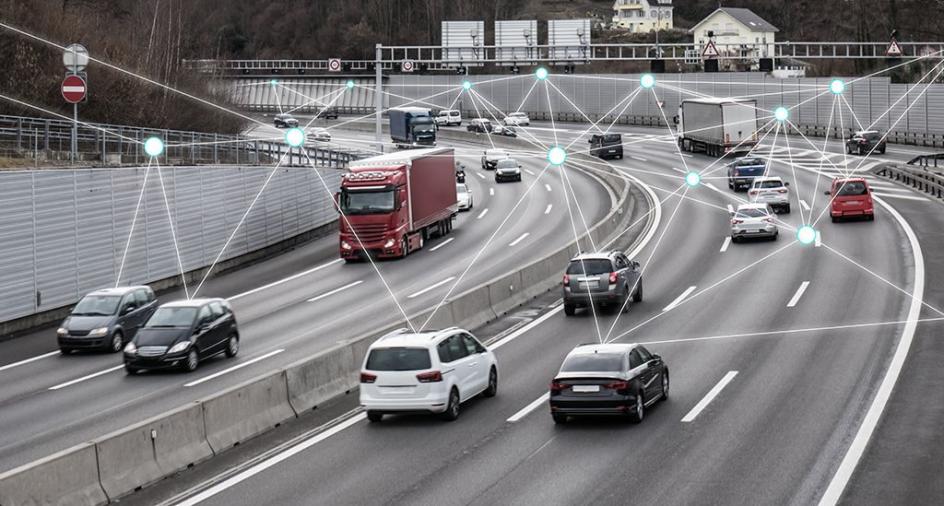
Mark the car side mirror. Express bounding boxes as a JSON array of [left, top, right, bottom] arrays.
[[824, 190, 831, 195], [122, 305, 135, 315], [784, 182, 790, 186]]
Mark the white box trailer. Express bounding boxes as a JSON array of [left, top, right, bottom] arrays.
[[677, 98, 759, 157]]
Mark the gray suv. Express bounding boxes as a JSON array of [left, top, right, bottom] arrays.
[[562, 251, 642, 316], [57, 286, 158, 353]]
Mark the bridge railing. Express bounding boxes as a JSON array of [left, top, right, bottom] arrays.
[[875, 161, 944, 199], [0, 115, 369, 168]]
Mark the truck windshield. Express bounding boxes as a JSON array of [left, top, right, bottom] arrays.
[[340, 188, 396, 215], [411, 118, 434, 134]]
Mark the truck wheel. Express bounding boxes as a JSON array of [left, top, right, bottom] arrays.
[[564, 303, 576, 316], [401, 236, 409, 257]]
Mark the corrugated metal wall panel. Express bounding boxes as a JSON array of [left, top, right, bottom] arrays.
[[442, 21, 485, 64], [548, 19, 591, 61], [0, 173, 38, 318], [496, 20, 537, 63]]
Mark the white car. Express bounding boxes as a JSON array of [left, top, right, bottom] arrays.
[[481, 148, 508, 170], [312, 128, 331, 142], [435, 109, 462, 127], [730, 203, 778, 242], [457, 183, 473, 211], [503, 112, 530, 126], [748, 176, 790, 213], [360, 327, 499, 422]]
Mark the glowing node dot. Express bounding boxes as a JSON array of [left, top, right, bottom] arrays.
[[640, 73, 656, 89], [270, 79, 278, 86], [535, 67, 549, 80], [774, 106, 789, 122], [685, 171, 701, 187], [462, 80, 472, 90], [547, 146, 567, 166], [285, 128, 306, 147], [346, 80, 355, 89], [797, 225, 817, 245], [830, 79, 845, 95], [144, 137, 164, 157]]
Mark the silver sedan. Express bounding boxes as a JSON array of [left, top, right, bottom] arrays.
[[730, 203, 778, 242]]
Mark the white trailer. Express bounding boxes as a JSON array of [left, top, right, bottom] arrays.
[[677, 98, 759, 157]]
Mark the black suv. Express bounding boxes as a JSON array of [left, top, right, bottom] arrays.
[[319, 106, 339, 120], [562, 251, 642, 316], [124, 298, 239, 373], [845, 130, 886, 155], [550, 343, 668, 424], [57, 286, 157, 354], [589, 133, 623, 160]]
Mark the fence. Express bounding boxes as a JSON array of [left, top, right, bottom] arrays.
[[0, 166, 342, 324], [875, 162, 944, 199], [0, 115, 369, 167]]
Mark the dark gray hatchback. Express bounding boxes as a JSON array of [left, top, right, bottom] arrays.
[[562, 251, 642, 316], [57, 286, 157, 353]]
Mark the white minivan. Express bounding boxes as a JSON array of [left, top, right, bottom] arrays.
[[435, 109, 462, 127], [359, 327, 498, 422]]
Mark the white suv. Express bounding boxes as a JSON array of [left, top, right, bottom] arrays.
[[359, 327, 499, 422], [748, 176, 791, 213]]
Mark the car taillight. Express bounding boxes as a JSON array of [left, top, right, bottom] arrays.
[[731, 219, 743, 225], [563, 274, 570, 285], [763, 217, 774, 223], [777, 189, 788, 194], [604, 381, 629, 391], [609, 272, 618, 284], [360, 372, 377, 383], [416, 370, 443, 383], [749, 190, 758, 196], [550, 381, 568, 394]]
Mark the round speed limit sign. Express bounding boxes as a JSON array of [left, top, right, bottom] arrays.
[[401, 60, 415, 73]]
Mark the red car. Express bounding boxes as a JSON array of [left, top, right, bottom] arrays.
[[825, 178, 874, 222]]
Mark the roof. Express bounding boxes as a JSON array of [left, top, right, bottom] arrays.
[[570, 343, 637, 355], [87, 286, 148, 296], [161, 298, 221, 308], [348, 147, 453, 169], [736, 203, 771, 210], [371, 327, 461, 348], [682, 97, 757, 106], [690, 7, 779, 34], [752, 175, 784, 182], [570, 251, 618, 262]]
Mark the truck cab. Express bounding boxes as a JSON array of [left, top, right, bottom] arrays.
[[389, 107, 437, 149]]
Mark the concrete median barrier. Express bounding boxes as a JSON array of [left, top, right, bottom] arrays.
[[447, 285, 496, 331], [0, 443, 107, 506], [286, 345, 359, 414], [202, 371, 296, 453]]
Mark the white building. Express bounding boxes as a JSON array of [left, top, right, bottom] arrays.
[[689, 7, 778, 59], [612, 0, 673, 33]]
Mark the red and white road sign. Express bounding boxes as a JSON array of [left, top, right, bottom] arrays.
[[61, 74, 87, 103], [886, 38, 903, 57], [328, 58, 342, 72], [702, 40, 719, 58], [401, 60, 415, 72]]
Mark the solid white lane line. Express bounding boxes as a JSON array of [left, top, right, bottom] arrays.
[[507, 393, 550, 423], [48, 365, 124, 391], [727, 204, 734, 214], [228, 259, 343, 301], [0, 351, 60, 373], [175, 413, 365, 506], [184, 349, 285, 387], [476, 208, 489, 220], [544, 184, 552, 192], [407, 276, 457, 299], [872, 192, 928, 201], [720, 237, 731, 253], [680, 371, 738, 423], [429, 237, 454, 252], [525, 169, 535, 176], [787, 281, 811, 308], [509, 233, 530, 247], [663, 286, 696, 312], [489, 187, 495, 196], [475, 171, 485, 179], [307, 281, 363, 302], [544, 204, 553, 215], [630, 155, 648, 162], [490, 305, 563, 350], [800, 199, 811, 211], [815, 231, 822, 248]]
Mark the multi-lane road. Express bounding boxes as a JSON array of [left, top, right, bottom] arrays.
[[5, 116, 944, 505]]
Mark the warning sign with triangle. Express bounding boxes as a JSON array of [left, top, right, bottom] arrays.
[[702, 40, 719, 58], [886, 38, 903, 57]]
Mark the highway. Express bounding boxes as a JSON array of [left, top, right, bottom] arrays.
[[0, 126, 614, 472], [114, 119, 944, 505]]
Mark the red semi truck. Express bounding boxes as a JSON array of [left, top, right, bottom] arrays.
[[337, 147, 458, 261]]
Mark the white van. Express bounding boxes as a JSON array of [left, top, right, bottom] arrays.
[[435, 109, 462, 127]]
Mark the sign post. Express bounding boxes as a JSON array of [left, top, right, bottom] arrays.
[[62, 43, 88, 164]]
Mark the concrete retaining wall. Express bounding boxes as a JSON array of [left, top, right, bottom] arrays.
[[202, 372, 296, 453], [0, 444, 107, 506]]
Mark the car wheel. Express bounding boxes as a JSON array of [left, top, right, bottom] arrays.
[[483, 367, 498, 397], [366, 411, 383, 423], [867, 214, 875, 221], [183, 349, 199, 372], [552, 413, 568, 425], [858, 145, 864, 156], [846, 145, 851, 154], [631, 392, 645, 423], [661, 371, 670, 401], [879, 147, 886, 154], [225, 334, 239, 358], [831, 216, 839, 223], [109, 331, 124, 353], [125, 365, 139, 375], [60, 348, 73, 355], [783, 204, 791, 214], [442, 388, 460, 421], [564, 303, 576, 316], [632, 282, 643, 303]]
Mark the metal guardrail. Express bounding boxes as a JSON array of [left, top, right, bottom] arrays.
[[0, 115, 369, 168], [907, 153, 944, 168], [875, 162, 944, 199]]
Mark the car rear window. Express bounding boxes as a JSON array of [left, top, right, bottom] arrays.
[[560, 353, 625, 372], [754, 180, 783, 189], [836, 182, 868, 196], [366, 347, 431, 371], [737, 158, 763, 166], [566, 259, 612, 275], [603, 134, 621, 143], [736, 208, 768, 218]]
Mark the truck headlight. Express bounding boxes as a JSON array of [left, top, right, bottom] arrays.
[[384, 238, 396, 248], [57, 327, 68, 336], [168, 341, 191, 354], [341, 241, 352, 250], [124, 342, 137, 355], [89, 327, 109, 337]]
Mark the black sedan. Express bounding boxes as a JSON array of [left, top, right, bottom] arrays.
[[549, 343, 668, 424], [845, 130, 886, 155], [124, 298, 239, 374]]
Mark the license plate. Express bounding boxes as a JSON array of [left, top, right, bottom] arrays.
[[572, 385, 600, 393], [845, 201, 860, 206], [578, 281, 598, 289]]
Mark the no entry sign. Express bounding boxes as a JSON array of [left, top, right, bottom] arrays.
[[62, 74, 87, 104]]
